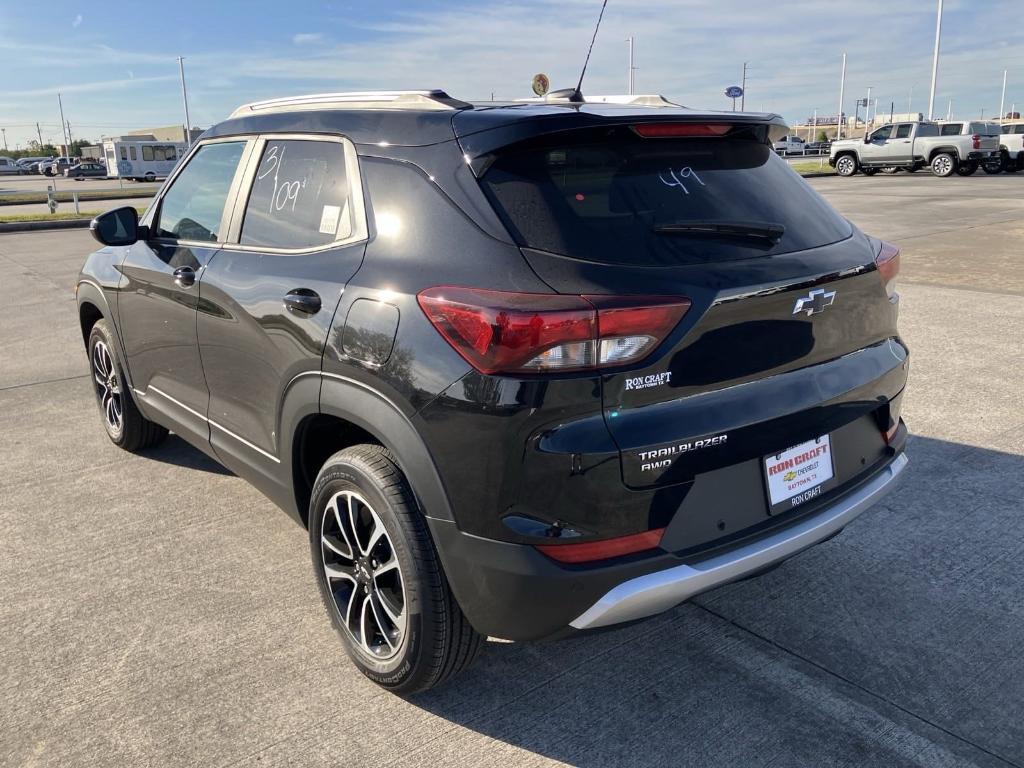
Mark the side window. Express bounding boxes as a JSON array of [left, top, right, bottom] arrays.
[[940, 123, 962, 136], [155, 141, 246, 242], [130, 146, 137, 161], [1015, 125, 1024, 134], [239, 138, 364, 250], [154, 146, 166, 161], [165, 146, 177, 162], [895, 124, 912, 139], [917, 123, 939, 137], [871, 125, 893, 141], [120, 146, 127, 161], [142, 146, 154, 161]]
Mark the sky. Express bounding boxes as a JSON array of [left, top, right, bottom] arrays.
[[1, 0, 1022, 150]]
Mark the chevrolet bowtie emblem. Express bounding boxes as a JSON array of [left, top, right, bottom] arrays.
[[792, 288, 837, 316]]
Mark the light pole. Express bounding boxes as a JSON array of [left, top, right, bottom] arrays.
[[928, 0, 943, 119], [741, 62, 748, 111], [178, 56, 193, 148], [626, 37, 635, 95], [999, 69, 1007, 121], [837, 53, 847, 139], [1, 128, 6, 151], [946, 98, 952, 121], [865, 86, 872, 128], [57, 92, 69, 156]]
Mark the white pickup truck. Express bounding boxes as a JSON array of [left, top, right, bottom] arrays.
[[999, 122, 1024, 172], [830, 120, 1001, 177]]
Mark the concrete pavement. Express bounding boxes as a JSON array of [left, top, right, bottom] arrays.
[[1, 173, 1022, 767]]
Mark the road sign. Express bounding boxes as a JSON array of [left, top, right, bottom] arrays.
[[725, 86, 744, 99], [532, 73, 550, 97]]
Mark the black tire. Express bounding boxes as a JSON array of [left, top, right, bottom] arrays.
[[87, 320, 168, 452], [931, 152, 957, 177], [862, 168, 878, 176], [309, 444, 482, 694], [956, 162, 978, 177], [983, 159, 1002, 175], [834, 154, 857, 177], [905, 166, 918, 173]]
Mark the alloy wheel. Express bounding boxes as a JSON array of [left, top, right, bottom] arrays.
[[836, 157, 855, 176], [933, 155, 953, 176], [320, 490, 407, 660], [91, 340, 123, 433]]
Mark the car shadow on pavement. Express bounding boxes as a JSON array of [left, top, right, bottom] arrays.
[[138, 433, 233, 476], [405, 434, 1024, 768]]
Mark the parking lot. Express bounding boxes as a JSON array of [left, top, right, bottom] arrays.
[[1, 173, 1022, 767]]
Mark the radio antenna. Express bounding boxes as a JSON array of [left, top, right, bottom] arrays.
[[571, 0, 609, 103]]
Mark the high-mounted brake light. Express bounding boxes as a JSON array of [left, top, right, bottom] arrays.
[[417, 287, 690, 375], [875, 241, 900, 298], [631, 123, 732, 138], [536, 528, 666, 564]]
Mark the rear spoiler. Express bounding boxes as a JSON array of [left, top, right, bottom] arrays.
[[454, 110, 790, 177]]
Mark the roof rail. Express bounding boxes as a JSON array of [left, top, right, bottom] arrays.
[[585, 94, 683, 107], [513, 93, 683, 108], [229, 90, 471, 118]]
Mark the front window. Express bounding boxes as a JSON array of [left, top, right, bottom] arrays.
[[870, 126, 893, 141], [155, 141, 246, 242]]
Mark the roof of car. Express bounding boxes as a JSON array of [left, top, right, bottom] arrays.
[[206, 89, 788, 149]]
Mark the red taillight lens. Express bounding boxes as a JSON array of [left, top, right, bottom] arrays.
[[536, 528, 666, 564], [417, 287, 690, 375], [972, 134, 981, 150], [631, 123, 732, 138], [875, 241, 900, 297], [883, 421, 901, 444]]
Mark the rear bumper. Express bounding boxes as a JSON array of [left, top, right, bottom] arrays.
[[571, 451, 907, 630], [431, 449, 907, 641]]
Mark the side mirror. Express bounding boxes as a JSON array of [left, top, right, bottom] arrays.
[[864, 135, 872, 144], [90, 206, 147, 246]]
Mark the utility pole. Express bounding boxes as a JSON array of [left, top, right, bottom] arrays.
[[865, 86, 872, 128], [57, 92, 69, 157], [999, 69, 1007, 120], [36, 122, 43, 147], [908, 85, 913, 114], [66, 121, 73, 152], [947, 98, 952, 121], [741, 62, 748, 111], [928, 0, 943, 119], [178, 56, 193, 148], [1, 128, 6, 151], [626, 36, 636, 95], [837, 53, 847, 139]]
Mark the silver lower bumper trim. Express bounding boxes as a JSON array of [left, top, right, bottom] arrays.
[[569, 453, 909, 630]]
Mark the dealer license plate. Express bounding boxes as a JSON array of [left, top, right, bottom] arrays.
[[764, 435, 834, 507]]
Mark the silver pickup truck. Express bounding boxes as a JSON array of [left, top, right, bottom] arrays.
[[830, 120, 1001, 177]]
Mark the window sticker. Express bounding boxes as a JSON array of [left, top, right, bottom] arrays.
[[319, 204, 342, 235]]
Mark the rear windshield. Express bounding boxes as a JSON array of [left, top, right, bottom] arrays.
[[480, 133, 852, 266]]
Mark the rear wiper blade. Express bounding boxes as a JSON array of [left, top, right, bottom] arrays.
[[653, 221, 785, 244]]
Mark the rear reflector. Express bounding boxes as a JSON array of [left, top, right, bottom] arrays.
[[418, 287, 690, 375], [875, 241, 900, 297], [631, 123, 732, 138], [884, 422, 900, 444], [536, 528, 666, 564]]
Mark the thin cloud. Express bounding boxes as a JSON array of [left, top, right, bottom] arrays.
[[292, 33, 324, 45], [72, 14, 82, 28]]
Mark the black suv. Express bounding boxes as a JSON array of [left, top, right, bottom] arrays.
[[78, 90, 909, 694]]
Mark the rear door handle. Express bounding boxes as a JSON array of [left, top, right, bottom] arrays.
[[283, 288, 322, 315], [173, 266, 196, 287]]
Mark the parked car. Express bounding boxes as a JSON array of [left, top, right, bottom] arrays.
[[772, 135, 807, 154], [78, 90, 909, 694], [937, 121, 1004, 175], [998, 122, 1024, 172], [803, 140, 831, 155], [41, 157, 73, 176], [65, 161, 107, 179], [0, 156, 24, 175], [829, 120, 1000, 177]]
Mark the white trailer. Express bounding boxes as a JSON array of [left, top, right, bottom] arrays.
[[102, 138, 187, 181]]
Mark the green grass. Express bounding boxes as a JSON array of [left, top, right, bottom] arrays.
[[0, 188, 156, 206], [791, 161, 836, 176], [0, 207, 146, 224]]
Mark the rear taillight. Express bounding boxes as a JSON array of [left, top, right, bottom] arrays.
[[536, 528, 666, 564], [631, 123, 731, 138], [417, 287, 690, 375], [875, 241, 900, 298], [972, 134, 981, 150]]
